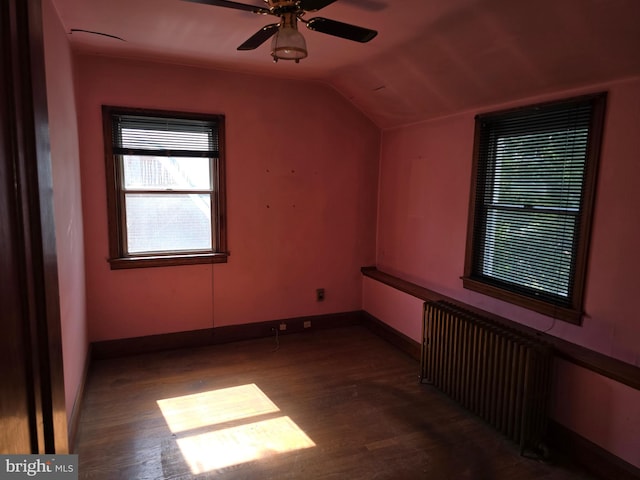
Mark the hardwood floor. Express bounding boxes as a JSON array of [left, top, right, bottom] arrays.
[[75, 326, 595, 479]]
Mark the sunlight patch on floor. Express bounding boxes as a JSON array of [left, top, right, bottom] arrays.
[[157, 383, 280, 433], [157, 383, 316, 474], [177, 416, 316, 474]]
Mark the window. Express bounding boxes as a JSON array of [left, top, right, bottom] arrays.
[[103, 106, 227, 269], [463, 93, 606, 324]]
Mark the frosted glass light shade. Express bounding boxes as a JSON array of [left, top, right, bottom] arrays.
[[271, 27, 307, 62]]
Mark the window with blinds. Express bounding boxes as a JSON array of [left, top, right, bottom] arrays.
[[463, 93, 606, 324], [103, 107, 227, 269]]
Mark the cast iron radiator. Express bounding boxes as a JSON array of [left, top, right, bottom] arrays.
[[420, 300, 552, 455]]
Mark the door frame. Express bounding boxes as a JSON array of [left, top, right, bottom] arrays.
[[1, 0, 68, 454]]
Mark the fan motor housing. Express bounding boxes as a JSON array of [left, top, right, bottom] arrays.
[[269, 0, 303, 16]]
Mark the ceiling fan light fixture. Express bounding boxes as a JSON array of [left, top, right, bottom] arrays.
[[271, 14, 307, 63]]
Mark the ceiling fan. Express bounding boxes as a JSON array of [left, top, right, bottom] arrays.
[[184, 0, 378, 63]]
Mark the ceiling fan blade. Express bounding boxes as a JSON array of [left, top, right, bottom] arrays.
[[299, 0, 338, 11], [182, 0, 271, 15], [305, 17, 377, 43], [237, 23, 279, 50]]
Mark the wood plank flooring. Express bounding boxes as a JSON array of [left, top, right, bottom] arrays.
[[75, 326, 595, 479]]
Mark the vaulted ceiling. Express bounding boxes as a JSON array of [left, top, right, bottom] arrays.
[[51, 0, 640, 128]]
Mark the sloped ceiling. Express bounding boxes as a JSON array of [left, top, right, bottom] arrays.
[[51, 0, 640, 128]]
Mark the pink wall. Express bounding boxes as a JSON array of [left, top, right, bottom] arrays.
[[362, 277, 424, 341], [42, 0, 88, 425], [369, 76, 640, 467], [551, 359, 640, 467], [376, 77, 640, 366], [75, 55, 380, 341]]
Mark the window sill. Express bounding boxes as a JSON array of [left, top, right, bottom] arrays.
[[108, 252, 228, 270], [462, 276, 582, 325], [362, 266, 639, 391]]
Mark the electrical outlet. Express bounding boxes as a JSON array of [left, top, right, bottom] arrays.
[[316, 288, 325, 302], [303, 320, 312, 328], [279, 323, 287, 331]]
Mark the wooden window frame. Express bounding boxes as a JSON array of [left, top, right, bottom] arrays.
[[103, 106, 228, 269], [462, 93, 607, 324]]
